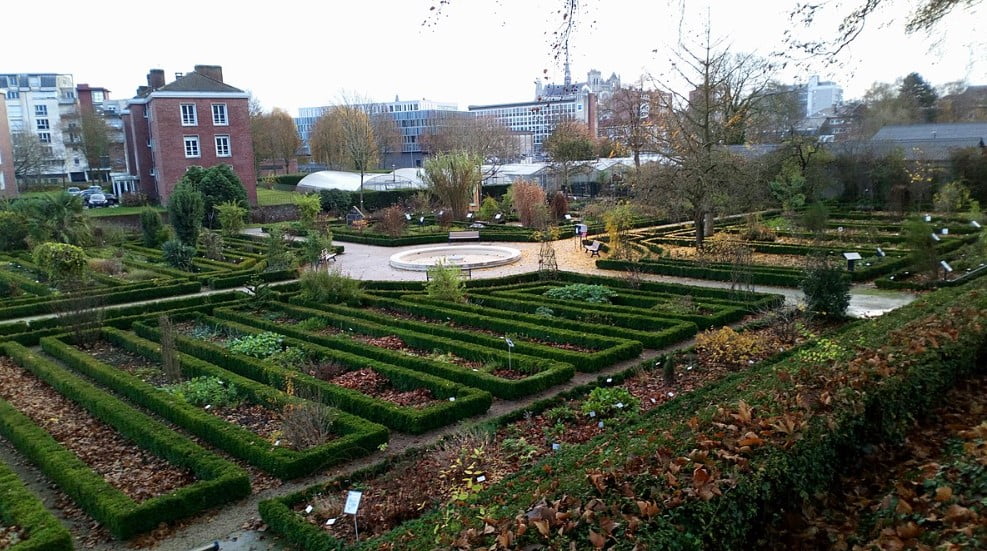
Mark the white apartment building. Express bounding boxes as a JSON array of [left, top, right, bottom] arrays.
[[805, 75, 844, 117], [1, 73, 89, 183]]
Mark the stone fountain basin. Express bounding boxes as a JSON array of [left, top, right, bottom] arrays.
[[389, 245, 522, 271]]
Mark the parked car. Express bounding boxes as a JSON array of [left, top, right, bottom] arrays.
[[66, 186, 82, 196], [80, 186, 118, 207], [86, 193, 108, 208]]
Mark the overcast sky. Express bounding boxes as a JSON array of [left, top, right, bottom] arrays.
[[4, 0, 984, 115]]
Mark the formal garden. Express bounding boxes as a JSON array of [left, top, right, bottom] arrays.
[[1, 160, 986, 550]]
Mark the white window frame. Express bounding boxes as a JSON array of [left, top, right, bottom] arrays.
[[183, 135, 200, 158], [212, 103, 228, 125], [38, 132, 52, 144], [36, 119, 50, 130], [180, 104, 198, 126], [214, 135, 231, 157], [35, 105, 48, 116]]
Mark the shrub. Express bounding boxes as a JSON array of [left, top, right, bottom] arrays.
[[300, 229, 334, 267], [549, 191, 568, 220], [88, 257, 124, 275], [800, 202, 829, 235], [199, 229, 224, 261], [298, 268, 362, 305], [376, 205, 408, 237], [168, 184, 205, 245], [477, 196, 500, 220], [159, 315, 182, 383], [280, 401, 336, 451], [426, 261, 466, 303], [319, 188, 353, 214], [161, 239, 197, 271], [215, 201, 247, 237], [694, 326, 769, 370], [120, 192, 149, 207], [162, 376, 241, 408], [180, 165, 249, 228], [269, 346, 309, 371], [800, 257, 851, 318], [264, 228, 296, 272], [544, 283, 616, 304], [295, 193, 322, 230], [32, 242, 87, 286], [0, 211, 29, 251], [581, 386, 639, 418], [227, 331, 283, 358], [512, 180, 547, 228]]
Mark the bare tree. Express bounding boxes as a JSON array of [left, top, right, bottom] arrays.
[[641, 31, 775, 248], [253, 108, 301, 175], [371, 113, 402, 168], [543, 119, 596, 195], [421, 115, 519, 178], [600, 81, 666, 167], [78, 112, 111, 182], [11, 133, 49, 188]]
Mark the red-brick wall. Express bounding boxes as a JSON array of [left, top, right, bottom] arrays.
[[147, 96, 257, 205], [122, 103, 156, 200], [0, 98, 17, 197]]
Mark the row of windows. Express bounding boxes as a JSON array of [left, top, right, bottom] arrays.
[[183, 135, 231, 158], [180, 103, 228, 126]]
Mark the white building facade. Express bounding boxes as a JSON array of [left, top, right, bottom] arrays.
[[1, 73, 89, 183]]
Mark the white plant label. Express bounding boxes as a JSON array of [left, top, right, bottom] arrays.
[[552, 443, 561, 451], [588, 411, 596, 418], [304, 505, 313, 514], [344, 490, 363, 515], [476, 475, 486, 483]]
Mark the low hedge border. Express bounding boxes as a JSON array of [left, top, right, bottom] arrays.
[[0, 342, 250, 540], [42, 329, 387, 480], [213, 303, 575, 400], [358, 280, 987, 549], [480, 288, 744, 331], [132, 314, 492, 434], [357, 295, 644, 372], [555, 271, 784, 307], [0, 269, 52, 297], [0, 459, 72, 551], [207, 267, 299, 290], [0, 280, 203, 321]]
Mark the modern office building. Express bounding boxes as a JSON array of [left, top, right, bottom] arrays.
[[0, 72, 89, 183], [121, 65, 257, 205], [470, 67, 616, 155], [296, 98, 465, 168]]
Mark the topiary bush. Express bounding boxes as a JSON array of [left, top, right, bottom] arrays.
[[298, 268, 362, 305], [800, 257, 851, 318], [426, 262, 467, 303]]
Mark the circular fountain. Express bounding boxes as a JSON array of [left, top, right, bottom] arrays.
[[389, 245, 522, 271]]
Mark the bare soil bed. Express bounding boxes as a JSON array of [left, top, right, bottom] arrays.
[[0, 357, 196, 502], [329, 368, 436, 408]]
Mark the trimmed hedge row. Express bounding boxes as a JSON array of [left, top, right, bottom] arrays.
[[481, 288, 744, 331], [353, 280, 987, 549], [213, 303, 575, 400], [355, 295, 644, 371], [207, 267, 299, 290], [0, 269, 52, 297], [0, 459, 72, 551], [0, 342, 250, 540], [0, 280, 203, 321], [133, 315, 492, 434], [42, 329, 387, 479]]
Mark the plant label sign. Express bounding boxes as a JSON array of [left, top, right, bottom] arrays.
[[504, 338, 515, 348], [344, 491, 363, 515]]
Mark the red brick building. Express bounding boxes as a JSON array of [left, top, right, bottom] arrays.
[[0, 96, 15, 197], [122, 65, 257, 205]]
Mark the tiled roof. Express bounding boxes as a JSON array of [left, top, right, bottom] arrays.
[[157, 71, 243, 94], [871, 122, 987, 141]]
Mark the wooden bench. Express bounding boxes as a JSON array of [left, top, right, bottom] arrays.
[[584, 240, 602, 257], [449, 230, 480, 243]]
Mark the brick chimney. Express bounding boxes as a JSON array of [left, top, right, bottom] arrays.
[[194, 65, 224, 83], [147, 69, 165, 89]]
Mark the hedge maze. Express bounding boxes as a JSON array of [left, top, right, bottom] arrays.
[[0, 261, 786, 546], [601, 211, 984, 287]]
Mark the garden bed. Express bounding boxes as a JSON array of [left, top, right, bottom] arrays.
[[0, 356, 197, 502]]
